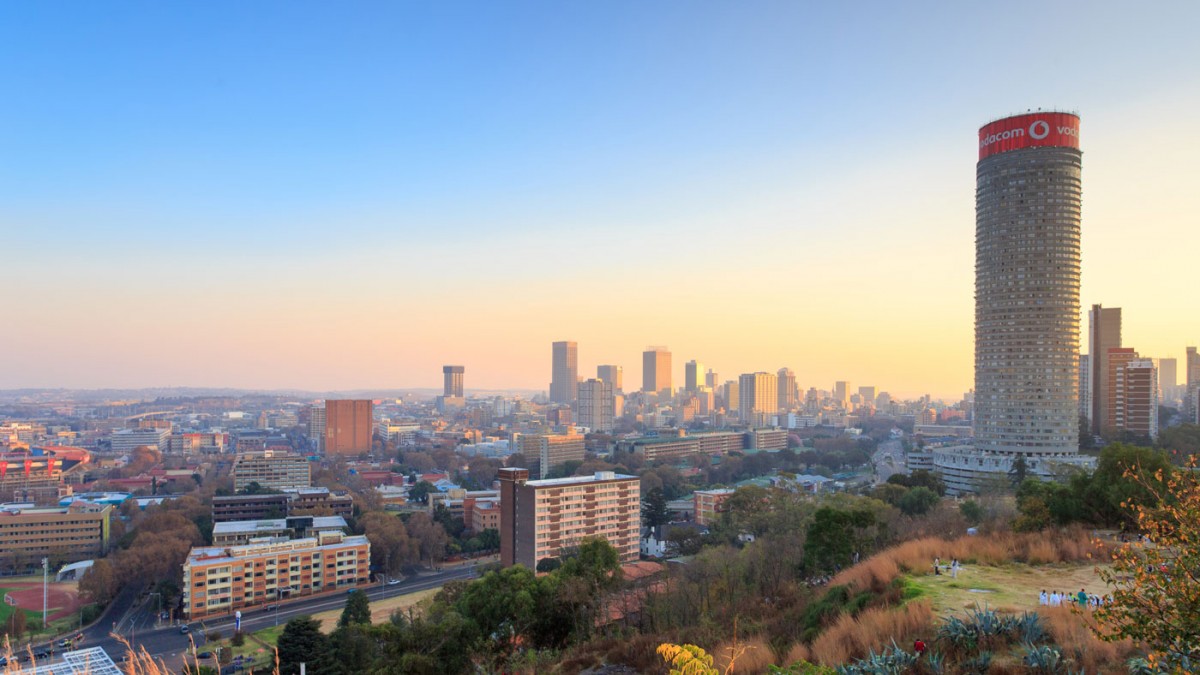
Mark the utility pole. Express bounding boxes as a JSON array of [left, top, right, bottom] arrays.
[[42, 558, 48, 629]]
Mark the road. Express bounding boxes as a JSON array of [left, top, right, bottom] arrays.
[[36, 566, 479, 671], [873, 438, 906, 484]]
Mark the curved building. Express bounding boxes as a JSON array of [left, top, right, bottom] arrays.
[[936, 111, 1093, 493]]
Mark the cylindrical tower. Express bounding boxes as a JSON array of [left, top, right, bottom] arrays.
[[974, 112, 1081, 456]]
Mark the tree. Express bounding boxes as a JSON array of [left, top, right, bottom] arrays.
[[1093, 461, 1199, 671], [803, 506, 876, 572], [79, 558, 118, 606], [897, 486, 939, 516], [959, 499, 985, 525], [642, 487, 671, 530], [339, 590, 371, 628], [408, 481, 436, 505], [276, 615, 331, 675], [476, 528, 500, 552], [358, 512, 415, 576], [405, 511, 450, 567], [2, 608, 26, 639], [1008, 454, 1029, 487]]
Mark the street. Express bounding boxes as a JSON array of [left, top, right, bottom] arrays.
[[35, 566, 479, 672], [873, 438, 906, 484]]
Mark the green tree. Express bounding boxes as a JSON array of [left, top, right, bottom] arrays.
[[959, 498, 984, 525], [476, 528, 500, 552], [897, 486, 939, 516], [408, 481, 436, 505], [642, 487, 672, 530], [339, 589, 371, 628], [276, 615, 330, 675], [328, 624, 376, 675], [1008, 454, 1029, 487], [804, 506, 877, 572]]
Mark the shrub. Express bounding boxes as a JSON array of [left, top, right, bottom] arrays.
[[810, 601, 934, 666], [231, 631, 246, 647]]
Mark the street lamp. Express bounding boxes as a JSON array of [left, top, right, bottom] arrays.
[[42, 558, 48, 630]]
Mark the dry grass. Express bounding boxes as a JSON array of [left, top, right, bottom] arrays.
[[1040, 606, 1136, 674], [828, 527, 1107, 593], [711, 635, 775, 673], [808, 600, 935, 666]]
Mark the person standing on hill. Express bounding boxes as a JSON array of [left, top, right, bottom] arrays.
[[1077, 588, 1088, 606], [1040, 589, 1048, 605]]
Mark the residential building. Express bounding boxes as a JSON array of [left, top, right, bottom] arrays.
[[694, 488, 735, 526], [324, 400, 373, 456], [181, 531, 369, 619], [550, 341, 578, 405], [1079, 354, 1092, 424], [232, 451, 311, 492], [1105, 348, 1140, 434], [577, 379, 615, 433], [1114, 358, 1159, 440], [212, 494, 291, 522], [110, 428, 169, 453], [498, 468, 640, 569], [307, 405, 326, 451], [0, 501, 112, 569], [747, 428, 788, 452], [1188, 347, 1200, 423], [643, 347, 672, 396], [519, 433, 585, 479], [777, 369, 797, 411]]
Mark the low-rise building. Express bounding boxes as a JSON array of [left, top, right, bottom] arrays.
[[746, 428, 787, 452], [182, 531, 370, 620], [211, 515, 348, 546], [693, 488, 735, 526], [212, 494, 291, 522], [0, 501, 112, 570], [232, 451, 311, 491]]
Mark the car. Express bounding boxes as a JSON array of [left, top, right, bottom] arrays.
[[387, 578, 402, 585], [57, 639, 74, 648], [0, 657, 7, 667], [263, 604, 277, 611], [197, 651, 213, 660], [33, 650, 51, 660], [179, 625, 191, 634]]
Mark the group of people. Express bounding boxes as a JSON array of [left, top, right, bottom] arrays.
[[1040, 588, 1107, 609], [933, 557, 961, 578]]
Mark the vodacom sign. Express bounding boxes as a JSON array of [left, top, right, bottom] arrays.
[[978, 112, 1080, 160]]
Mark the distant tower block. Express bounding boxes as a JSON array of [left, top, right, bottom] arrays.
[[443, 365, 465, 398]]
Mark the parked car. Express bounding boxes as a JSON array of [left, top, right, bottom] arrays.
[[179, 624, 190, 634], [33, 650, 51, 660], [57, 638, 74, 648], [197, 652, 213, 660]]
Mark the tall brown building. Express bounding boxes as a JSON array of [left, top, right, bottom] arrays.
[[1104, 348, 1139, 435], [1089, 305, 1122, 435], [499, 468, 640, 569], [324, 400, 373, 455]]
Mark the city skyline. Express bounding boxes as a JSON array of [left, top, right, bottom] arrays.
[[3, 3, 1199, 398]]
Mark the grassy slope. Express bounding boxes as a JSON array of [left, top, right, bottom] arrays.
[[908, 562, 1108, 615]]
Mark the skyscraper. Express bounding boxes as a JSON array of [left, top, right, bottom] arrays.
[[936, 111, 1092, 493], [1114, 358, 1158, 440], [738, 372, 778, 426], [777, 368, 797, 411], [1088, 305, 1122, 434], [685, 360, 704, 392], [643, 346, 672, 396], [578, 379, 615, 433], [1186, 347, 1200, 422], [705, 369, 719, 389], [973, 112, 1081, 458], [833, 381, 850, 408], [1104, 348, 1139, 434], [443, 365, 465, 398], [597, 365, 623, 393], [1157, 358, 1177, 401], [550, 341, 578, 405]]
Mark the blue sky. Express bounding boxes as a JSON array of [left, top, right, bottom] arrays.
[[2, 2, 1198, 394]]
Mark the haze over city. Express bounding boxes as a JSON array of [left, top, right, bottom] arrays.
[[3, 2, 1199, 398]]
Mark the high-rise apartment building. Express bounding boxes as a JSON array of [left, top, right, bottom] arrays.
[[936, 111, 1092, 493], [597, 365, 623, 393], [1078, 355, 1091, 424], [577, 379, 615, 433], [1104, 348, 1139, 434], [324, 400, 373, 456], [778, 368, 797, 411], [1114, 358, 1158, 440], [307, 404, 326, 452], [1157, 358, 1177, 401], [498, 468, 640, 569], [1089, 305, 1123, 434], [685, 360, 704, 392], [1187, 347, 1200, 423], [443, 365, 465, 398], [738, 372, 778, 426], [643, 347, 672, 396], [550, 341, 578, 405]]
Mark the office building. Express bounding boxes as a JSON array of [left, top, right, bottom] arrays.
[[182, 531, 369, 619], [577, 379, 615, 433], [110, 428, 170, 453], [518, 432, 586, 479], [597, 364, 623, 393], [694, 489, 735, 526], [832, 381, 850, 408], [618, 430, 745, 462], [778, 369, 797, 411], [443, 365, 465, 398], [498, 468, 640, 569], [232, 451, 311, 492], [723, 380, 739, 412], [738, 372, 778, 426], [307, 404, 326, 452], [0, 501, 112, 570], [212, 488, 353, 522], [1157, 358, 1177, 401], [643, 346, 672, 396], [1114, 358, 1159, 440], [935, 111, 1092, 493], [685, 360, 704, 392], [705, 369, 719, 389], [550, 341, 578, 405], [858, 386, 877, 408], [324, 400, 373, 456], [1089, 305, 1123, 434]]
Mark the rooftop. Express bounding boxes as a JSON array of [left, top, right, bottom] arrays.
[[527, 471, 637, 487], [212, 515, 347, 535]]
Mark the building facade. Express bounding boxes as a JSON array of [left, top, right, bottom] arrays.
[[1089, 305, 1122, 434], [685, 360, 704, 392], [519, 433, 586, 479], [443, 365, 465, 398], [498, 468, 640, 569], [232, 451, 311, 492], [0, 502, 112, 569], [211, 515, 348, 547], [694, 488, 735, 526], [550, 341, 578, 405], [577, 379, 615, 433], [642, 347, 672, 396], [324, 400, 373, 456], [1114, 358, 1159, 440], [597, 364, 623, 393], [738, 372, 778, 426], [182, 532, 369, 619]]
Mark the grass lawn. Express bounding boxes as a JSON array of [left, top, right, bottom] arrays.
[[0, 589, 43, 627], [908, 562, 1108, 615]]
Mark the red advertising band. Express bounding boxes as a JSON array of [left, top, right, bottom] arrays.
[[978, 112, 1080, 160]]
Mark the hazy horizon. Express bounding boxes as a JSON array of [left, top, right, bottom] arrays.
[[4, 2, 1198, 399]]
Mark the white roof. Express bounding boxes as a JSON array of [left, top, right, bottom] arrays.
[[15, 647, 123, 675], [212, 515, 347, 535]]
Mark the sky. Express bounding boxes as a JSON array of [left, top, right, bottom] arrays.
[[2, 2, 1199, 399]]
